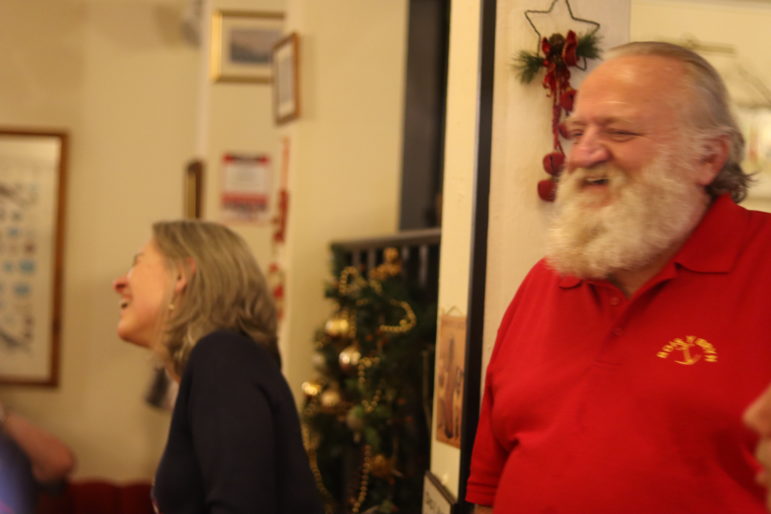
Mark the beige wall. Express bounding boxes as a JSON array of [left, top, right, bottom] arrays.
[[0, 0, 407, 481], [0, 0, 198, 480], [277, 0, 408, 399], [631, 0, 771, 213], [204, 0, 286, 270]]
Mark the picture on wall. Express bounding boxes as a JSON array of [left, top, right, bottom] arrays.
[[273, 33, 300, 124], [0, 128, 67, 386], [434, 313, 467, 448], [220, 153, 271, 224], [210, 10, 285, 83]]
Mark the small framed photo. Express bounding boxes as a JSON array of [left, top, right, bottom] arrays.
[[435, 314, 467, 449], [210, 10, 284, 83], [184, 159, 204, 219], [272, 33, 300, 124], [0, 128, 68, 386]]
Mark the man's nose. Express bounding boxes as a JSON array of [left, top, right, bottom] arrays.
[[567, 131, 610, 170]]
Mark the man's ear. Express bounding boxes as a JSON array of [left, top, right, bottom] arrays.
[[695, 135, 729, 186], [174, 257, 196, 294]]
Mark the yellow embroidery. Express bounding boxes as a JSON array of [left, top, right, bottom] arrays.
[[656, 335, 718, 365]]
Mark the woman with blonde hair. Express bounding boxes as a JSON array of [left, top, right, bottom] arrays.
[[113, 220, 321, 513]]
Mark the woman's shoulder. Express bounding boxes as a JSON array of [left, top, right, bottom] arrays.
[[189, 330, 279, 372]]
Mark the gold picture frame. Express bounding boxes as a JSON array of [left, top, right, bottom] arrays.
[[210, 10, 284, 83], [184, 159, 204, 219], [273, 33, 300, 124], [0, 128, 68, 386]]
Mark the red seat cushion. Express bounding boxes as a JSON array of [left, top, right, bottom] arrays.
[[36, 479, 153, 514]]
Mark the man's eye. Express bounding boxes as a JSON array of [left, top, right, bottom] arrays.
[[568, 130, 583, 141], [607, 129, 638, 140]]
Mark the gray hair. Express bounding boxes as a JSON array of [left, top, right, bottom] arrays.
[[608, 41, 750, 202], [152, 220, 279, 377]]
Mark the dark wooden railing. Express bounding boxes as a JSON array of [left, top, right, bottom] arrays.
[[330, 227, 441, 302]]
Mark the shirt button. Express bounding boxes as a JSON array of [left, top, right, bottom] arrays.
[[609, 297, 621, 306]]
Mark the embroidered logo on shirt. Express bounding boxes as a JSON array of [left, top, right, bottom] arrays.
[[656, 335, 718, 365]]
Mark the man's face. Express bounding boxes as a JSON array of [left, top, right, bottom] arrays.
[[563, 55, 697, 204], [744, 384, 771, 511], [545, 55, 712, 279]]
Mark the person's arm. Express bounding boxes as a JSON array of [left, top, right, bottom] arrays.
[[474, 506, 493, 514], [743, 382, 771, 512], [0, 402, 76, 483]]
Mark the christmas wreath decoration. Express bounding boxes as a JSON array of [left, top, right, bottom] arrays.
[[513, 29, 601, 201]]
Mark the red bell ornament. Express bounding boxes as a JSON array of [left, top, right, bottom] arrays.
[[542, 151, 565, 176], [560, 87, 576, 112], [537, 179, 557, 202]]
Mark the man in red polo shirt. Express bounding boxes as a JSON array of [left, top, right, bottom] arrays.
[[467, 41, 771, 513]]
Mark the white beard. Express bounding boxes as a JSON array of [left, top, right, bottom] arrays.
[[545, 146, 709, 280]]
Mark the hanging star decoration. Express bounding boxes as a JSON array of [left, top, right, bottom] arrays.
[[514, 0, 601, 201]]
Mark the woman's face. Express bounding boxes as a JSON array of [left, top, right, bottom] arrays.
[[112, 238, 174, 348]]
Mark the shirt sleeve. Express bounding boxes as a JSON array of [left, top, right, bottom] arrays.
[[465, 361, 508, 506], [186, 334, 280, 513], [465, 274, 535, 506]]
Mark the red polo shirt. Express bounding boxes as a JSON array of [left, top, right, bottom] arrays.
[[467, 195, 771, 513]]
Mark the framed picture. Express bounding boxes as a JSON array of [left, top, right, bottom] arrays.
[[0, 128, 68, 386], [184, 159, 204, 219], [220, 153, 272, 224], [273, 33, 300, 124], [435, 314, 467, 449], [210, 10, 284, 83], [423, 471, 456, 514]]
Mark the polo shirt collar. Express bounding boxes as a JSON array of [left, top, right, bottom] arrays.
[[670, 193, 746, 274], [556, 194, 747, 289]]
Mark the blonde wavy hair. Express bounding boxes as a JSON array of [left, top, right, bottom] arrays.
[[152, 220, 278, 377]]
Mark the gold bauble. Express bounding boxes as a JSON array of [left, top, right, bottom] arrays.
[[324, 314, 352, 338], [301, 380, 323, 398], [311, 351, 328, 373], [338, 344, 362, 373], [320, 388, 342, 410], [346, 405, 365, 432], [370, 453, 393, 479]]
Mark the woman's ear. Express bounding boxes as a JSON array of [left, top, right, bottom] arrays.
[[174, 257, 196, 294]]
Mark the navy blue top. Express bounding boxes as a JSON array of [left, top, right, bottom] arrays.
[[153, 331, 322, 513]]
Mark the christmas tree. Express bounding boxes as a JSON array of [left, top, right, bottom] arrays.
[[301, 246, 436, 513]]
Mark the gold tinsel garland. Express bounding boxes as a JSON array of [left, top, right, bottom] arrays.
[[304, 249, 419, 512]]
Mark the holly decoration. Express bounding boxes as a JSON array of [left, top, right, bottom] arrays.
[[513, 30, 600, 201], [301, 246, 436, 513]]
